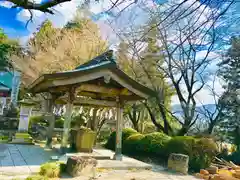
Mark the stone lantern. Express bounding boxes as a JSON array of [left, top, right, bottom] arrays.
[[18, 99, 36, 132]]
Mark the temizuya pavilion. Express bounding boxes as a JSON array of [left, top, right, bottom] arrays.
[[28, 50, 155, 160]]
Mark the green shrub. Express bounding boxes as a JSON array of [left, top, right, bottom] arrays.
[[25, 175, 49, 180], [0, 135, 8, 140], [39, 162, 61, 178], [165, 136, 218, 172], [105, 128, 137, 150], [142, 122, 157, 134], [58, 162, 67, 173], [123, 133, 145, 154], [166, 136, 196, 155], [29, 116, 48, 130], [138, 132, 171, 156], [55, 117, 64, 128], [98, 129, 111, 142]]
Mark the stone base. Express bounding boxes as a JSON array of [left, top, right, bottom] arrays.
[[11, 133, 33, 145], [113, 153, 123, 161], [60, 146, 70, 154], [168, 153, 189, 174], [66, 156, 97, 177]]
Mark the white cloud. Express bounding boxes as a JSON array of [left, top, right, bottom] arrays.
[[19, 35, 32, 46], [15, 0, 144, 45], [16, 0, 83, 43], [89, 0, 111, 14], [171, 75, 225, 106], [17, 9, 46, 35], [46, 0, 80, 28], [0, 1, 14, 8]]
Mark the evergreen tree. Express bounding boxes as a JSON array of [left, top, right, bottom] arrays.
[[218, 37, 240, 149], [0, 29, 19, 70]]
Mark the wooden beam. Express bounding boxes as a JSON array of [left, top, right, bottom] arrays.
[[77, 91, 98, 98], [52, 70, 108, 86], [29, 75, 45, 91], [48, 86, 70, 93], [30, 69, 150, 100], [75, 98, 117, 107], [57, 97, 117, 107], [32, 80, 55, 93], [77, 84, 132, 96], [108, 71, 149, 99]]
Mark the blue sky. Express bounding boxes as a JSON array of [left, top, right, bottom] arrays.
[[0, 0, 239, 105], [0, 5, 28, 38], [0, 0, 238, 43]]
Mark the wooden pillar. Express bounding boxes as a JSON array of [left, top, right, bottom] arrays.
[[61, 89, 75, 153], [45, 94, 55, 148], [113, 97, 123, 161], [91, 108, 98, 131]]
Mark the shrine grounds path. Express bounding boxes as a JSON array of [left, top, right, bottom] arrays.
[[0, 144, 198, 180]]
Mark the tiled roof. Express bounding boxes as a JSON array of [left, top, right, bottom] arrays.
[[75, 50, 116, 71], [0, 71, 13, 90]]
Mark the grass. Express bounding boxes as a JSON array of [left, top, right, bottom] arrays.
[[15, 133, 32, 140], [0, 135, 9, 143], [25, 175, 49, 180], [39, 162, 61, 178]]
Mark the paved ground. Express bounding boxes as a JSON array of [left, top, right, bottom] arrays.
[[0, 144, 57, 175], [0, 144, 199, 180], [60, 148, 152, 170], [60, 169, 198, 180]]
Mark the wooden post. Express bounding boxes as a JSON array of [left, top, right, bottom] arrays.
[[45, 94, 55, 148], [61, 89, 75, 153], [113, 97, 123, 161], [91, 108, 98, 131]]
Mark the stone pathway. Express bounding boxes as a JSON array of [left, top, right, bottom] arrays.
[[0, 144, 199, 180], [61, 169, 199, 180], [0, 144, 57, 175]]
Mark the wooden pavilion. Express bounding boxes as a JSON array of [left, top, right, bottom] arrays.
[[28, 50, 155, 160]]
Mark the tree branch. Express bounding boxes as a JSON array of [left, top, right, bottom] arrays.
[[8, 0, 72, 14]]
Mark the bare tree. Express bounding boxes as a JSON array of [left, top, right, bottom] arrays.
[[5, 0, 233, 34], [195, 74, 224, 134], [154, 11, 219, 134]]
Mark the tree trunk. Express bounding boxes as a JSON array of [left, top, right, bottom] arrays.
[[208, 122, 215, 134], [132, 120, 139, 132], [144, 103, 165, 133], [127, 104, 140, 132], [157, 102, 172, 135], [127, 112, 139, 132], [177, 126, 189, 136], [45, 97, 55, 148]]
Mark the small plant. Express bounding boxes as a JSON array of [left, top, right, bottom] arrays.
[[29, 116, 48, 131], [39, 162, 61, 178], [55, 116, 64, 128], [25, 175, 49, 180], [105, 128, 138, 150]]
